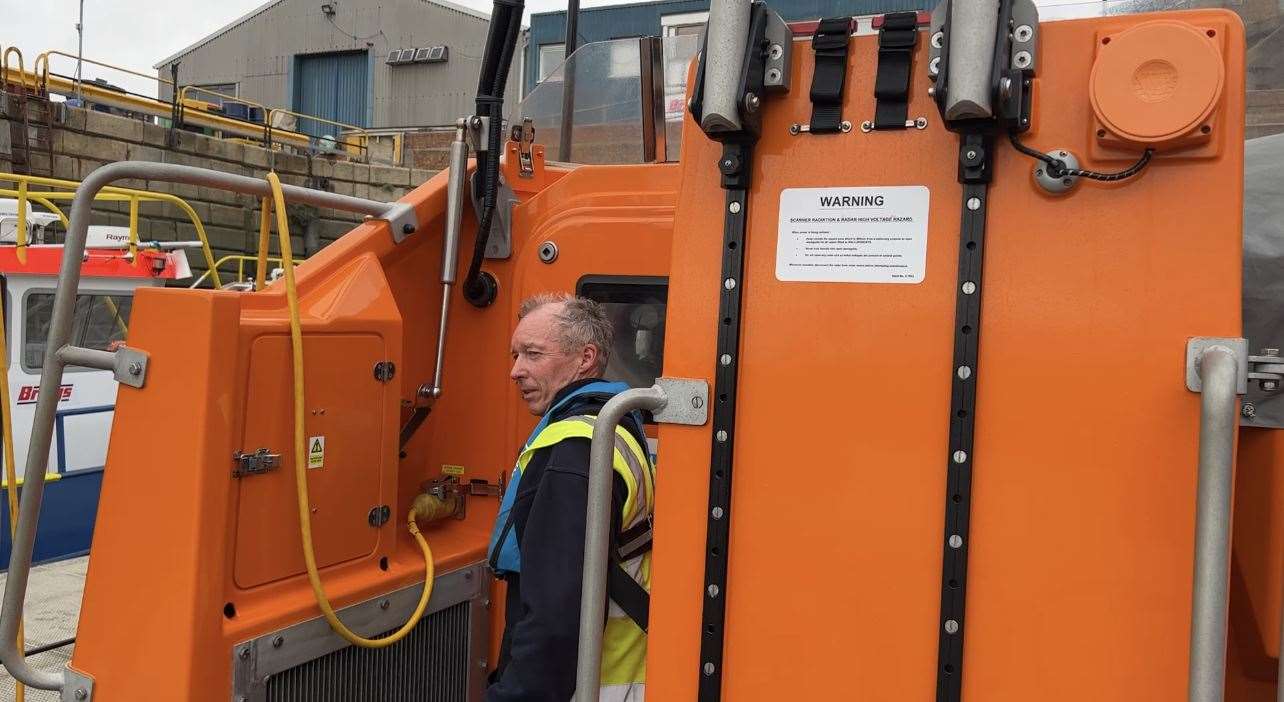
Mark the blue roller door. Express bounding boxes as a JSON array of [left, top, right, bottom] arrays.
[[293, 50, 368, 139]]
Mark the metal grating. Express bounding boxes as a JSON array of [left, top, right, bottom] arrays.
[[266, 601, 471, 702]]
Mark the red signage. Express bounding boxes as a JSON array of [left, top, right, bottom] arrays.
[[16, 384, 73, 405]]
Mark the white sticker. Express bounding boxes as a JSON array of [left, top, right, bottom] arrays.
[[776, 186, 930, 284], [308, 436, 325, 469]]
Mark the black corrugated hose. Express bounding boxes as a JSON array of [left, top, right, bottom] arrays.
[[463, 0, 525, 307]]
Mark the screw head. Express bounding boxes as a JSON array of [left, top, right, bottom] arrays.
[[75, 689, 88, 701], [945, 619, 960, 634], [728, 201, 742, 214], [1243, 402, 1257, 419], [840, 120, 853, 133], [128, 361, 142, 376], [948, 534, 963, 549], [1263, 380, 1280, 392], [769, 44, 783, 60], [967, 197, 982, 211], [720, 354, 732, 366], [703, 662, 716, 676], [239, 647, 251, 660], [957, 366, 972, 380], [953, 450, 968, 464], [715, 430, 728, 443], [931, 31, 944, 49], [860, 121, 873, 133], [380, 599, 391, 610], [272, 635, 284, 648], [691, 395, 704, 409], [707, 584, 720, 598], [712, 506, 724, 519], [789, 123, 801, 135], [961, 281, 977, 295], [402, 223, 416, 235], [724, 278, 736, 290], [915, 117, 928, 130]]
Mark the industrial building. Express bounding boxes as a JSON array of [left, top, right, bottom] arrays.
[[153, 0, 521, 136]]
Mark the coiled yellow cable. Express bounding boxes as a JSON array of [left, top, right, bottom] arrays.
[[266, 171, 434, 648], [0, 263, 23, 701]]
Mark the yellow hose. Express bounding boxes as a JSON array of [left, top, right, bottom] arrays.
[[266, 172, 434, 648], [0, 280, 24, 702]]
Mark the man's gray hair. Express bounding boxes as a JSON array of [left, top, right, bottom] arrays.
[[519, 293, 613, 371]]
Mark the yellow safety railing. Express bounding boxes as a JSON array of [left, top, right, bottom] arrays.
[[266, 107, 369, 158], [0, 172, 222, 287], [32, 49, 173, 98], [188, 254, 299, 290], [1, 46, 30, 92]]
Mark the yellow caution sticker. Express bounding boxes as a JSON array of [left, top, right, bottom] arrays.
[[442, 464, 465, 476], [308, 436, 325, 469]]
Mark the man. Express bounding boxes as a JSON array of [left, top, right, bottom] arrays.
[[487, 293, 655, 701]]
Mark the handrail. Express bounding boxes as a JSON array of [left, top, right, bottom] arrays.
[[266, 107, 369, 155], [188, 254, 294, 289], [0, 172, 222, 287], [33, 49, 174, 98], [178, 85, 268, 118], [574, 385, 669, 702], [1188, 344, 1240, 702], [0, 160, 416, 695], [1, 47, 28, 92]]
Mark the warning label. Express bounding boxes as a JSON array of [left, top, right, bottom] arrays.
[[308, 436, 325, 469], [776, 186, 930, 284]]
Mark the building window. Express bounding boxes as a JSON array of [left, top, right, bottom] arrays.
[[608, 39, 641, 79], [189, 83, 238, 106], [661, 11, 708, 38], [539, 43, 565, 82]]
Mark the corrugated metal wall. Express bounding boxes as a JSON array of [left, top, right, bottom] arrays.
[[156, 0, 518, 128], [294, 51, 370, 137], [525, 0, 935, 94]]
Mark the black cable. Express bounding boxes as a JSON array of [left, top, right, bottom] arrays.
[[462, 2, 523, 304], [1008, 131, 1153, 182], [25, 636, 75, 657]]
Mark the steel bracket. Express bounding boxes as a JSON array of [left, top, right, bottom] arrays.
[[112, 346, 149, 388], [1186, 338, 1248, 394], [379, 201, 419, 244], [515, 118, 535, 178], [652, 377, 709, 426], [62, 665, 94, 701]]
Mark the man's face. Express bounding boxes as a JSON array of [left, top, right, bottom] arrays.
[[509, 304, 597, 415]]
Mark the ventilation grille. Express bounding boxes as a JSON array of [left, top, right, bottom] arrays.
[[266, 601, 471, 702]]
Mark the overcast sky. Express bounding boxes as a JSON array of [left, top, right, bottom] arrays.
[[4, 0, 1096, 98]]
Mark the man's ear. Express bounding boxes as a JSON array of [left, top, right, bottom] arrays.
[[579, 343, 601, 376]]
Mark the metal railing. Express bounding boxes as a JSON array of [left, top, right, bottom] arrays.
[[574, 385, 669, 701], [1185, 339, 1244, 702], [0, 172, 222, 287], [32, 50, 174, 99], [0, 47, 30, 92], [188, 254, 295, 289], [265, 107, 369, 158], [0, 160, 417, 694]]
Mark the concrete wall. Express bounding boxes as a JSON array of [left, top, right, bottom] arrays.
[[155, 0, 520, 128], [0, 102, 435, 284]]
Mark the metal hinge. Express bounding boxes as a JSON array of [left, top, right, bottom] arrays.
[[233, 448, 281, 477]]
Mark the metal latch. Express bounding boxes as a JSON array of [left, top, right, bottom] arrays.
[[1249, 347, 1284, 392], [512, 118, 535, 178], [233, 448, 280, 477]]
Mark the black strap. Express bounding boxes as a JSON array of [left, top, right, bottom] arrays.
[[808, 17, 854, 134], [873, 12, 920, 130], [608, 520, 652, 632]]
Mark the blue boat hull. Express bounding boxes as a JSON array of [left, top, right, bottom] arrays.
[[0, 469, 104, 568]]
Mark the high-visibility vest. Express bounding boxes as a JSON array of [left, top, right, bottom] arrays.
[[514, 415, 655, 698]]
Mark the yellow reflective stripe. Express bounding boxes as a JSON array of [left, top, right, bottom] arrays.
[[517, 416, 653, 525]]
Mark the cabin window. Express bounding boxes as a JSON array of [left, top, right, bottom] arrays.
[[23, 292, 134, 373], [577, 276, 667, 389]]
